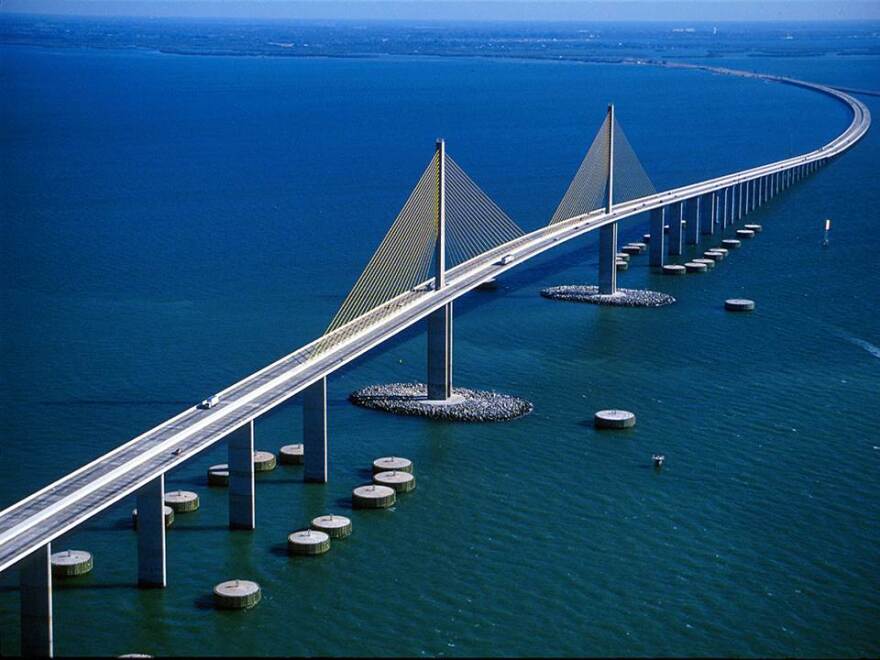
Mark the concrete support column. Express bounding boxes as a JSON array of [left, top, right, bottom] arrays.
[[229, 420, 256, 526], [137, 475, 166, 587], [738, 182, 745, 220], [701, 193, 716, 236], [303, 379, 327, 483], [20, 544, 53, 658], [427, 303, 453, 400], [598, 222, 618, 294], [685, 196, 701, 245], [649, 207, 666, 267], [668, 202, 684, 256], [721, 188, 729, 230]]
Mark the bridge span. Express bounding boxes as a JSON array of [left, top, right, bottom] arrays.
[[1, 66, 871, 656]]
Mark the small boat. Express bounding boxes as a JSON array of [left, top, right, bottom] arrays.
[[652, 454, 665, 468]]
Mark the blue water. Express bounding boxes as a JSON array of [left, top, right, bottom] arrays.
[[1, 25, 879, 657]]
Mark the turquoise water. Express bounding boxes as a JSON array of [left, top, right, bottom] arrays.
[[1, 32, 879, 657]]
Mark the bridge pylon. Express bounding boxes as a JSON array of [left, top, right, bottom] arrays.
[[428, 138, 452, 400]]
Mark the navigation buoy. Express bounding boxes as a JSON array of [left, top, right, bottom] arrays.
[[594, 409, 636, 429], [372, 456, 413, 474], [279, 444, 304, 465], [725, 298, 755, 312], [373, 470, 416, 493], [253, 451, 277, 472], [352, 484, 396, 509], [662, 264, 686, 276], [822, 218, 831, 247], [207, 464, 229, 486], [287, 529, 331, 556], [311, 514, 352, 539], [50, 550, 93, 578], [132, 506, 175, 529], [684, 261, 707, 273], [213, 579, 261, 610], [164, 490, 199, 513]]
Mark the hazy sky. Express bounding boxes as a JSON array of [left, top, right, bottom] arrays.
[[2, 1, 879, 22]]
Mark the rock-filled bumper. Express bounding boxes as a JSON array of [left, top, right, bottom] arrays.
[[350, 383, 532, 422], [540, 285, 675, 307]]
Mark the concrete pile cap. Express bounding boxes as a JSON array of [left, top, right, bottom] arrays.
[[692, 258, 716, 268], [213, 579, 261, 609], [684, 262, 708, 273], [287, 529, 331, 555], [721, 239, 741, 248], [372, 456, 413, 474], [253, 450, 277, 472], [594, 409, 636, 429], [51, 550, 93, 577], [735, 229, 755, 238], [311, 514, 353, 538], [131, 505, 175, 528], [279, 444, 304, 464], [164, 490, 199, 512], [725, 298, 756, 311], [207, 464, 229, 486], [352, 484, 397, 508], [373, 470, 417, 493], [662, 264, 686, 276]]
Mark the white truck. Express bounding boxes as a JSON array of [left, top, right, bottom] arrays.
[[199, 395, 220, 409], [499, 254, 515, 265]]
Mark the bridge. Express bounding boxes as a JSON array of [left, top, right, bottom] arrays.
[[1, 66, 870, 656]]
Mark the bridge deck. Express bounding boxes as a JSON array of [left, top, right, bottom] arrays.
[[0, 69, 870, 574]]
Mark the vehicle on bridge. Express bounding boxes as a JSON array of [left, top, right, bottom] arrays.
[[199, 395, 220, 409]]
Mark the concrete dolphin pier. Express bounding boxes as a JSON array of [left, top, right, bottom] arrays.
[[0, 65, 870, 656]]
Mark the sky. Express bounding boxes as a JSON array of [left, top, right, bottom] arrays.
[[1, 1, 879, 22]]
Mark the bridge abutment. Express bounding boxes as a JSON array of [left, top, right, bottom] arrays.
[[427, 303, 453, 400], [136, 475, 166, 586], [20, 544, 52, 658], [228, 421, 256, 526], [303, 378, 328, 483]]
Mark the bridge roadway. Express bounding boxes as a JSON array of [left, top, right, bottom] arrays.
[[0, 69, 871, 574]]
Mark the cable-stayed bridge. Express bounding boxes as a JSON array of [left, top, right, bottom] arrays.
[[1, 68, 871, 657]]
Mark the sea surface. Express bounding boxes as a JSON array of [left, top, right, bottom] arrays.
[[1, 19, 879, 657]]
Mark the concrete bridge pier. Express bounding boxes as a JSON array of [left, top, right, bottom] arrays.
[[649, 207, 666, 267], [20, 543, 52, 657], [701, 193, 716, 236], [136, 475, 166, 586], [598, 223, 618, 294], [668, 202, 684, 256], [737, 182, 745, 220], [303, 379, 328, 483], [721, 188, 730, 230], [229, 421, 256, 526], [427, 303, 453, 399], [685, 196, 701, 245]]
